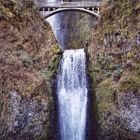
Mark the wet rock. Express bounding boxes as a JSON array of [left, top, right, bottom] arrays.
[[1, 92, 55, 140]]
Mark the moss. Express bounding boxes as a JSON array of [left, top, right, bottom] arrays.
[[0, 0, 39, 26], [98, 102, 113, 113], [49, 55, 62, 72], [39, 43, 62, 80], [96, 78, 114, 112], [19, 51, 33, 65], [40, 56, 61, 80], [52, 44, 62, 54], [95, 0, 139, 44], [127, 52, 134, 59], [96, 78, 113, 101], [118, 74, 140, 93], [40, 69, 52, 80], [39, 50, 62, 83]]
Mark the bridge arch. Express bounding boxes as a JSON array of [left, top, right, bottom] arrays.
[[42, 8, 100, 19]]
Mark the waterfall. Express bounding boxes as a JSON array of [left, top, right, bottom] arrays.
[[57, 49, 88, 140], [46, 0, 60, 37], [43, 0, 66, 49]]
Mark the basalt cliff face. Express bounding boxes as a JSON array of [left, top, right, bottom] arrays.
[[88, 0, 140, 139], [0, 0, 61, 139], [58, 0, 100, 49]]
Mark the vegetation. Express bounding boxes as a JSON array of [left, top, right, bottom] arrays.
[[0, 0, 61, 139], [88, 0, 140, 139], [89, 0, 140, 86], [96, 78, 114, 113], [118, 72, 140, 93]]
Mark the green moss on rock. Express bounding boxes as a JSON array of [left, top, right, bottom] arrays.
[[118, 74, 140, 93], [96, 78, 114, 112]]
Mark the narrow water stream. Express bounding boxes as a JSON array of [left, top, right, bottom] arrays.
[[46, 0, 67, 49], [56, 49, 88, 140]]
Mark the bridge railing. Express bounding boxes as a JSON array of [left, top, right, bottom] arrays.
[[37, 2, 99, 8], [37, 2, 61, 7]]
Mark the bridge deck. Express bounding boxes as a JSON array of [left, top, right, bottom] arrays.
[[38, 2, 99, 8]]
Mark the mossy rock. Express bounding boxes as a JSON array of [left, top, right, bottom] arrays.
[[96, 78, 114, 113], [96, 78, 113, 101], [118, 74, 140, 93], [40, 53, 62, 80], [19, 51, 33, 65], [52, 44, 63, 54], [127, 52, 134, 59], [40, 69, 52, 80]]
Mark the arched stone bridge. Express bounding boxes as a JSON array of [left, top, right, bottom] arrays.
[[37, 2, 100, 18]]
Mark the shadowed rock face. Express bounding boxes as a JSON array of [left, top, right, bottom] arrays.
[[58, 0, 94, 49], [59, 0, 102, 49]]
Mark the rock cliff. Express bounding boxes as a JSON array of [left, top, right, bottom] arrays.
[[88, 0, 140, 139], [0, 0, 61, 139]]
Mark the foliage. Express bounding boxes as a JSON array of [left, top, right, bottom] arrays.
[[19, 51, 33, 65], [96, 78, 113, 103], [127, 52, 134, 59], [0, 0, 58, 99], [88, 0, 140, 139]]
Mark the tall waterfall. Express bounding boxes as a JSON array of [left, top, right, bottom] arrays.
[[57, 49, 88, 140]]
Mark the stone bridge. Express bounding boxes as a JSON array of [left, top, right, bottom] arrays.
[[37, 1, 100, 18]]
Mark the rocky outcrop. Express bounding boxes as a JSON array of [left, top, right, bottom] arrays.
[[88, 0, 140, 139], [0, 0, 61, 139], [96, 71, 140, 140]]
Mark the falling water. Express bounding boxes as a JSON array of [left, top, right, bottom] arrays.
[[57, 49, 88, 140], [43, 0, 66, 49], [46, 0, 60, 37]]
